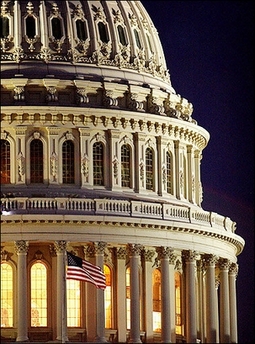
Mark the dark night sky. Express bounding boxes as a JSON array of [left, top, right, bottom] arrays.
[[142, 1, 254, 342]]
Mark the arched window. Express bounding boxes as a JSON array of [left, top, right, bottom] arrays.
[[134, 29, 142, 49], [0, 16, 9, 38], [145, 147, 154, 190], [25, 16, 36, 38], [0, 140, 11, 184], [30, 262, 47, 327], [93, 142, 104, 186], [166, 151, 172, 194], [76, 19, 87, 41], [175, 271, 182, 334], [30, 139, 43, 183], [1, 263, 13, 328], [153, 268, 161, 332], [117, 25, 127, 46], [126, 267, 130, 330], [121, 144, 131, 187], [67, 279, 81, 327], [104, 265, 112, 328], [51, 17, 62, 39], [62, 140, 75, 184], [98, 22, 109, 43]]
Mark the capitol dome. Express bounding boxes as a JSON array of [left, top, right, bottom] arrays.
[[1, 1, 244, 343]]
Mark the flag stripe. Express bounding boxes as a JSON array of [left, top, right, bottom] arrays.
[[66, 252, 106, 289]]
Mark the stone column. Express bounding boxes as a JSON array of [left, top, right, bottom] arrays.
[[169, 251, 177, 343], [156, 246, 173, 343], [215, 276, 220, 343], [182, 250, 197, 343], [203, 254, 218, 343], [54, 240, 68, 342], [229, 263, 238, 343], [196, 260, 205, 343], [93, 242, 107, 343], [15, 240, 29, 342], [219, 258, 231, 343], [143, 249, 156, 343], [127, 244, 142, 343], [116, 247, 128, 343]]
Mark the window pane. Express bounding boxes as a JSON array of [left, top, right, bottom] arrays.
[[166, 152, 172, 194], [175, 272, 182, 334], [117, 25, 127, 46], [1, 263, 13, 327], [31, 263, 47, 327], [121, 144, 131, 187], [126, 268, 130, 330], [76, 20, 87, 41], [0, 140, 11, 184], [26, 16, 36, 38], [146, 147, 153, 190], [93, 142, 104, 186], [52, 17, 62, 39], [30, 139, 43, 183], [98, 22, 109, 43], [67, 280, 80, 327], [153, 269, 161, 332], [62, 140, 75, 184], [104, 265, 112, 328], [0, 17, 9, 38], [134, 29, 142, 49]]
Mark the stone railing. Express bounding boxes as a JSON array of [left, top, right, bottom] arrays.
[[0, 197, 236, 233]]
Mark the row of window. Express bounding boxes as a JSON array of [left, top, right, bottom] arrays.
[[0, 6, 150, 52], [0, 139, 173, 193], [1, 261, 182, 333]]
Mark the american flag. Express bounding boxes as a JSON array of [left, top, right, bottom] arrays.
[[66, 252, 106, 290]]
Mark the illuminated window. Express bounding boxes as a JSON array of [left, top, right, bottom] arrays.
[[30, 139, 43, 183], [166, 152, 172, 194], [62, 140, 75, 184], [98, 22, 109, 43], [0, 140, 10, 184], [51, 17, 62, 39], [0, 16, 9, 38], [26, 16, 36, 38], [153, 269, 161, 332], [104, 265, 112, 328], [145, 147, 154, 190], [134, 29, 142, 49], [76, 19, 87, 41], [126, 267, 130, 329], [117, 25, 127, 46], [67, 280, 80, 327], [175, 271, 182, 335], [93, 142, 104, 186], [30, 263, 47, 327], [1, 263, 13, 327], [121, 144, 131, 187]]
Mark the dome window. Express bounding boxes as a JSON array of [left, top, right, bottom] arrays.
[[93, 142, 104, 186], [0, 16, 9, 38], [117, 25, 127, 46], [145, 147, 154, 190], [98, 22, 109, 43], [25, 16, 36, 39], [62, 140, 75, 184], [146, 34, 153, 53], [0, 139, 10, 184], [30, 139, 43, 184], [76, 19, 87, 41], [134, 29, 142, 49], [51, 17, 62, 40]]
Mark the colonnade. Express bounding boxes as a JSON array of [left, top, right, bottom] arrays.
[[13, 240, 238, 343]]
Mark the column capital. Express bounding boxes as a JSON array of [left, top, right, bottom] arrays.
[[54, 240, 67, 253], [142, 248, 156, 262], [156, 246, 174, 260], [229, 262, 238, 277], [202, 253, 218, 267], [116, 246, 126, 259], [127, 243, 143, 256], [218, 258, 231, 271], [14, 240, 29, 254], [85, 241, 107, 257], [182, 249, 198, 262]]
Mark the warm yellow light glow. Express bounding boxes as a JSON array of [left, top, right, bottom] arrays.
[[1, 263, 13, 327], [104, 265, 112, 328], [175, 271, 182, 335], [67, 279, 80, 327], [126, 267, 130, 329], [153, 268, 161, 331], [30, 262, 47, 327]]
